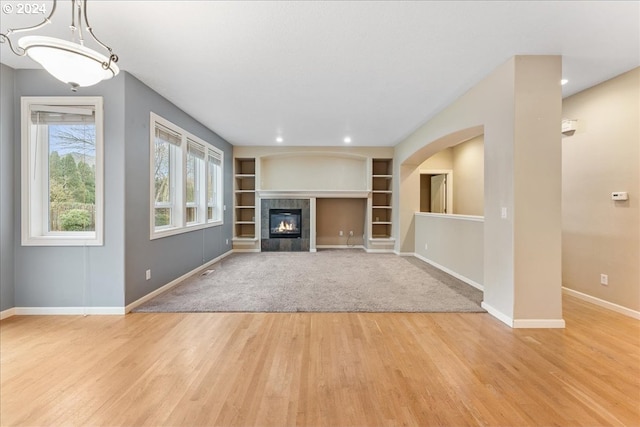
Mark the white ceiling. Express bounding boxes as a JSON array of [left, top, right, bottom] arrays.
[[1, 1, 639, 147]]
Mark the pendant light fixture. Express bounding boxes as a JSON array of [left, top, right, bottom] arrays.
[[1, 0, 119, 91]]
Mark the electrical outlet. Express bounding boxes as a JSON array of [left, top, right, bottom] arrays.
[[600, 274, 608, 286], [225, 238, 229, 245], [349, 231, 354, 236], [145, 269, 151, 280], [424, 243, 428, 250], [339, 230, 343, 236]]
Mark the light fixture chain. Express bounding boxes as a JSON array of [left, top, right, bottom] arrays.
[[0, 0, 119, 90], [77, 0, 85, 46], [83, 0, 118, 68]]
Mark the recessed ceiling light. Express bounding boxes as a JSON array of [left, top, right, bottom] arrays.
[[561, 79, 569, 85], [276, 136, 283, 143], [343, 136, 352, 144]]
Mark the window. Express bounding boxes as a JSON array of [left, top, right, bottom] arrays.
[[153, 124, 182, 229], [207, 150, 222, 222], [21, 97, 104, 246], [150, 113, 224, 239]]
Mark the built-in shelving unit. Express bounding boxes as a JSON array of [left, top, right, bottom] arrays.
[[371, 158, 393, 239], [234, 158, 256, 240]]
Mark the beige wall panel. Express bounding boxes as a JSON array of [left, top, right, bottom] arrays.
[[452, 136, 484, 216], [415, 214, 484, 287], [394, 58, 516, 319], [419, 148, 453, 170], [394, 56, 563, 325], [512, 56, 563, 320], [562, 67, 640, 312], [261, 155, 367, 191], [316, 198, 366, 246]]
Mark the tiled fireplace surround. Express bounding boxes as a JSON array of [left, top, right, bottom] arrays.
[[260, 199, 311, 252]]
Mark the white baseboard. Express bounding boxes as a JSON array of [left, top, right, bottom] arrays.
[[413, 253, 484, 291], [563, 287, 640, 320], [481, 302, 566, 329], [0, 307, 16, 320], [481, 301, 513, 327], [364, 248, 395, 253], [13, 307, 126, 315], [395, 251, 415, 257], [512, 318, 566, 328], [126, 250, 233, 313], [316, 245, 364, 250]]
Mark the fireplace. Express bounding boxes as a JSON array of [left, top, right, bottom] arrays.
[[269, 209, 302, 238]]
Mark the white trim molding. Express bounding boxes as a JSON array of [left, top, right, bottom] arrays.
[[125, 250, 233, 313], [512, 319, 566, 329], [414, 253, 484, 291], [258, 190, 370, 199], [481, 302, 514, 327], [481, 302, 566, 329], [364, 248, 395, 253], [395, 251, 415, 257], [316, 245, 365, 250], [563, 287, 640, 320], [21, 96, 105, 247], [0, 308, 16, 320], [14, 307, 125, 315], [414, 212, 484, 222]]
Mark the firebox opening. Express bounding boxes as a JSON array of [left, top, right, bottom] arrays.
[[269, 209, 302, 239]]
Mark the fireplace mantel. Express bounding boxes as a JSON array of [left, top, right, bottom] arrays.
[[257, 190, 370, 199]]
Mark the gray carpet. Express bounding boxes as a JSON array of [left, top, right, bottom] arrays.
[[133, 250, 485, 313]]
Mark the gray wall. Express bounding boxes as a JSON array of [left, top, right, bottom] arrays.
[[123, 73, 233, 305], [13, 69, 126, 308], [0, 64, 15, 312], [0, 71, 233, 310], [3, 69, 232, 310]]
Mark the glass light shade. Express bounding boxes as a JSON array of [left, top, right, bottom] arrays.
[[18, 36, 119, 87]]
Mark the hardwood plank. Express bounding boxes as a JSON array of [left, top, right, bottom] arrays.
[[1, 295, 638, 426]]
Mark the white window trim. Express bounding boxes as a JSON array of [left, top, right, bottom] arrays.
[[186, 139, 206, 227], [207, 151, 223, 224], [150, 112, 224, 240], [21, 96, 104, 246]]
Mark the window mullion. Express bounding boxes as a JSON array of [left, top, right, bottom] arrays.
[[150, 113, 224, 238]]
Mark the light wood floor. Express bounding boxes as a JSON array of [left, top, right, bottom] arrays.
[[1, 295, 638, 426]]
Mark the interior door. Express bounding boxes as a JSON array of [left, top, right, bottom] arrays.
[[430, 174, 447, 213]]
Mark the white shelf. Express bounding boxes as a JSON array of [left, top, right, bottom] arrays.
[[236, 221, 255, 225], [371, 159, 393, 240], [236, 206, 256, 209], [233, 236, 258, 242], [235, 174, 255, 178]]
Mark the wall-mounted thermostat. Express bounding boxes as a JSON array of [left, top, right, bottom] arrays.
[[611, 192, 628, 201]]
